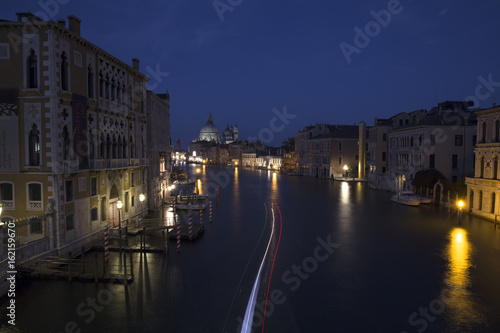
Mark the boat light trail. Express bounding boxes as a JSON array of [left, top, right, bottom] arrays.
[[222, 203, 268, 333], [261, 203, 282, 333], [241, 204, 276, 333]]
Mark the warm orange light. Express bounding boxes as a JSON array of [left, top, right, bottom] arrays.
[[196, 168, 201, 174], [457, 200, 464, 209]]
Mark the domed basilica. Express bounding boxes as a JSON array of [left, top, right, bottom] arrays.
[[197, 113, 238, 144]]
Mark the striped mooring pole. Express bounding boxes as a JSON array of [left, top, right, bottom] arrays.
[[209, 201, 213, 223], [104, 226, 109, 263], [199, 205, 203, 224], [188, 211, 193, 240]]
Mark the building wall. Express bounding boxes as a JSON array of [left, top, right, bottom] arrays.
[[0, 15, 149, 257], [466, 106, 500, 221]]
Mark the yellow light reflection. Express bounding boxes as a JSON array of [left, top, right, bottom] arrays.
[[197, 179, 202, 195], [270, 169, 278, 201], [340, 181, 349, 204], [441, 228, 482, 325]]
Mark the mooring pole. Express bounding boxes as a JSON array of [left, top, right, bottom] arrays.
[[68, 251, 72, 282], [94, 253, 98, 284]]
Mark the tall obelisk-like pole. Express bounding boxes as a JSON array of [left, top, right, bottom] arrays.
[[358, 121, 366, 180]]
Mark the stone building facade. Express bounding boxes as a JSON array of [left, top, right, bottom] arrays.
[[0, 13, 149, 257]]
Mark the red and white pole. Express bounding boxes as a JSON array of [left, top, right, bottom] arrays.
[[176, 217, 181, 252], [104, 226, 109, 263], [199, 205, 203, 224], [188, 212, 193, 240], [209, 201, 213, 223]]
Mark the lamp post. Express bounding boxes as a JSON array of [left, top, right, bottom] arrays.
[[139, 193, 145, 218], [457, 200, 464, 224], [117, 200, 123, 256], [343, 165, 348, 179]]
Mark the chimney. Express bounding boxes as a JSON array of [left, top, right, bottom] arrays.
[[57, 19, 66, 28], [16, 12, 42, 22], [67, 15, 81, 36], [132, 58, 140, 71]]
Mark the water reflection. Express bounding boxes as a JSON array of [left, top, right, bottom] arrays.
[[197, 179, 202, 195], [442, 227, 482, 326], [270, 172, 278, 202], [340, 182, 349, 205]]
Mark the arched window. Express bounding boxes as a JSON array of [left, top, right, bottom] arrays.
[[27, 182, 42, 210], [118, 135, 123, 159], [491, 192, 496, 214], [27, 49, 38, 88], [0, 182, 14, 209], [62, 125, 70, 160], [89, 129, 95, 160], [111, 79, 115, 101], [60, 51, 68, 91], [495, 157, 499, 180], [112, 135, 117, 159], [482, 121, 487, 143], [106, 134, 111, 159], [29, 124, 40, 166], [99, 132, 106, 159], [130, 135, 135, 158], [479, 191, 483, 210], [105, 77, 110, 99], [99, 72, 104, 98], [480, 157, 485, 178], [123, 138, 127, 159], [496, 120, 500, 142], [87, 64, 94, 98]]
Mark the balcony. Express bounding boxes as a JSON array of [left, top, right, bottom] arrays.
[[141, 158, 149, 166], [90, 159, 129, 170], [28, 201, 43, 210], [62, 158, 79, 173], [1, 201, 13, 209], [130, 158, 140, 166]]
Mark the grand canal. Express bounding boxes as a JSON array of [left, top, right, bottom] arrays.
[[2, 165, 500, 332]]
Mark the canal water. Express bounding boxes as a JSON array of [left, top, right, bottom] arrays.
[[2, 165, 500, 332]]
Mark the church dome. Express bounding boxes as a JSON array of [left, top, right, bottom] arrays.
[[199, 113, 220, 142]]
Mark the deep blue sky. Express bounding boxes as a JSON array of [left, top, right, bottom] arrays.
[[2, 0, 500, 149]]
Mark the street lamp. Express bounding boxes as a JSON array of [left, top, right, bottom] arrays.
[[139, 193, 145, 218], [117, 200, 123, 255], [457, 200, 464, 224], [343, 165, 348, 179]]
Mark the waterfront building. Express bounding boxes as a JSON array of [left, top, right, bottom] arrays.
[[386, 102, 476, 192], [0, 13, 149, 258], [295, 124, 361, 177], [465, 105, 500, 220], [282, 151, 297, 172], [146, 91, 172, 210], [367, 110, 427, 190], [242, 149, 258, 168]]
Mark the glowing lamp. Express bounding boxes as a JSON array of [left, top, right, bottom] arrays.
[[117, 200, 123, 209], [139, 193, 145, 202]]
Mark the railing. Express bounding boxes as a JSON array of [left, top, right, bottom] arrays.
[[130, 158, 140, 166], [1, 201, 13, 209], [28, 201, 43, 210], [111, 159, 128, 169], [62, 158, 79, 173], [91, 159, 130, 170]]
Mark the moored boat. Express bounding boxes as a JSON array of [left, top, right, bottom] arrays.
[[391, 190, 420, 206]]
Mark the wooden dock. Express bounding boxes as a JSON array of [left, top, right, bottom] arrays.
[[168, 223, 204, 240]]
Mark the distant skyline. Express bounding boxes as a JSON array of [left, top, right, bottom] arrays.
[[2, 0, 500, 149]]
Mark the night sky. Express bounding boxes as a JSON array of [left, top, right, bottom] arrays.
[[2, 0, 500, 149]]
